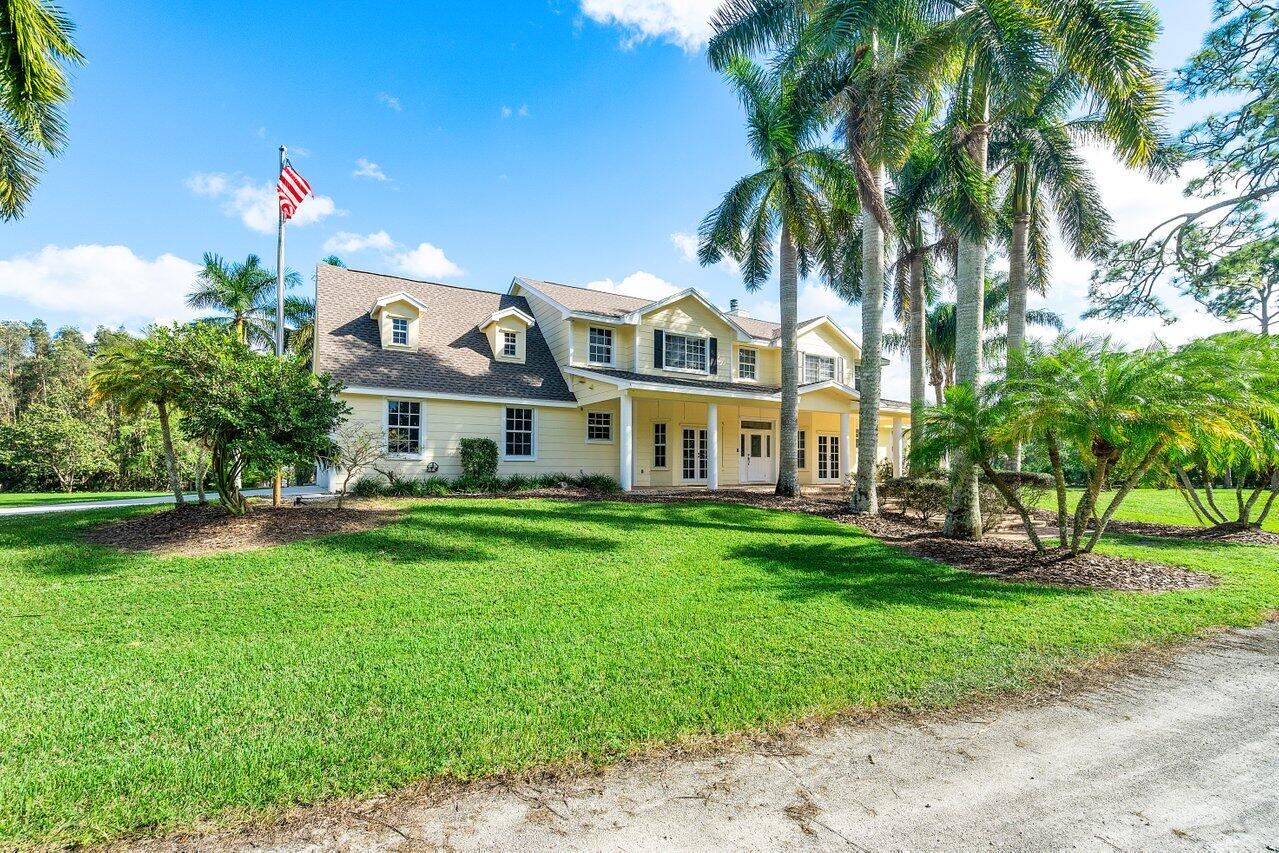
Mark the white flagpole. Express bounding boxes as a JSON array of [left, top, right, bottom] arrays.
[[274, 144, 286, 507], [276, 144, 286, 358]]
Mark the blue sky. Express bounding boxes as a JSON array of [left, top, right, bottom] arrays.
[[0, 0, 1246, 396]]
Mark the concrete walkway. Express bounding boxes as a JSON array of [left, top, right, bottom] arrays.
[[145, 623, 1279, 852], [0, 485, 324, 516]]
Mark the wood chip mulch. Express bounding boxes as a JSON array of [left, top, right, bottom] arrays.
[[1030, 508, 1279, 547], [83, 502, 403, 557]]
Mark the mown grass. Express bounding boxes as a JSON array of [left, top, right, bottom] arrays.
[[1033, 486, 1279, 532], [0, 490, 165, 508], [1, 498, 1276, 847]]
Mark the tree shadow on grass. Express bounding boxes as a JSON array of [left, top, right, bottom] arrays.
[[728, 540, 1086, 611]]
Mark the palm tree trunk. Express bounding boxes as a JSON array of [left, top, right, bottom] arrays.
[[851, 164, 886, 513], [908, 237, 927, 476], [1007, 176, 1030, 474], [156, 400, 184, 506], [943, 107, 990, 541], [776, 224, 800, 497]]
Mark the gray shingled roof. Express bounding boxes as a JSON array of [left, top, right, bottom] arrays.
[[316, 266, 576, 402]]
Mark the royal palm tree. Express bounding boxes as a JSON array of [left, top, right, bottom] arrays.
[[938, 0, 1164, 538], [710, 0, 951, 513], [187, 253, 300, 348], [0, 0, 83, 220], [699, 56, 851, 497], [88, 332, 185, 504]]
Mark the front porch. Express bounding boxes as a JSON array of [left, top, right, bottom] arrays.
[[571, 375, 907, 492]]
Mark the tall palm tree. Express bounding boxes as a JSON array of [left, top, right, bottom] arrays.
[[699, 56, 851, 497], [711, 0, 951, 513], [187, 253, 300, 348], [0, 0, 83, 220], [938, 0, 1164, 539], [88, 332, 185, 503]]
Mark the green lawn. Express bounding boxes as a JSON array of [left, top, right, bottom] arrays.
[[1, 499, 1276, 847], [1033, 487, 1279, 533], [0, 490, 166, 508]]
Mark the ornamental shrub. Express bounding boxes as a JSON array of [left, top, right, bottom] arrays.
[[458, 438, 499, 481]]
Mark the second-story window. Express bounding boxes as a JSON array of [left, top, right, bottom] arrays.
[[391, 317, 409, 346], [803, 353, 835, 383], [588, 326, 613, 364], [664, 333, 707, 372], [738, 347, 757, 380], [502, 330, 518, 357]]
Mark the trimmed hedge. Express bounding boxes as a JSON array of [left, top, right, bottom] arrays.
[[349, 471, 622, 498]]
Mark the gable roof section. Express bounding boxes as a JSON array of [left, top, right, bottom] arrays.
[[513, 276, 652, 318], [316, 266, 575, 403]]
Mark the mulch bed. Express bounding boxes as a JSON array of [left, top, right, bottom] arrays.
[[1030, 508, 1279, 547], [83, 502, 403, 557]]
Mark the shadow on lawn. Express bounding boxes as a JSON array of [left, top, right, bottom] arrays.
[[729, 540, 1085, 611]]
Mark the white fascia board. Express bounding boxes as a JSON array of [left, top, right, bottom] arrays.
[[621, 288, 756, 341], [479, 306, 536, 330], [509, 276, 572, 319], [369, 291, 429, 318], [341, 385, 579, 408], [566, 367, 781, 402]]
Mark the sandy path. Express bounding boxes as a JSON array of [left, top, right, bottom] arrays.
[[138, 623, 1279, 852]]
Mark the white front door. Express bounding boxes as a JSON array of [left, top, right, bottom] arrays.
[[737, 421, 774, 483]]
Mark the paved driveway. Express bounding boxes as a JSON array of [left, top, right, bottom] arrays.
[[0, 486, 324, 516], [138, 623, 1279, 852]]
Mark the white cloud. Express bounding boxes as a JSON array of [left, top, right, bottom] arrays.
[[501, 105, 513, 119], [377, 92, 402, 111], [586, 271, 680, 300], [579, 0, 719, 50], [186, 172, 342, 234], [353, 157, 390, 181], [394, 243, 464, 279], [322, 230, 396, 255], [501, 104, 530, 119], [671, 230, 740, 275], [0, 245, 201, 328], [518, 103, 530, 117]]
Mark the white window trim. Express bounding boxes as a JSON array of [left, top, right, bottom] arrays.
[[501, 329, 519, 358], [502, 406, 538, 461], [652, 421, 669, 470], [737, 347, 758, 382], [587, 326, 616, 366], [804, 353, 837, 384], [390, 317, 410, 347], [585, 410, 614, 444], [662, 331, 710, 374], [383, 398, 426, 460]]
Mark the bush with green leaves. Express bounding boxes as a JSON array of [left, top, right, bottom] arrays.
[[458, 438, 499, 481], [881, 476, 949, 523]]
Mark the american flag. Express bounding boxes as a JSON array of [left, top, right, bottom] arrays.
[[277, 162, 312, 222]]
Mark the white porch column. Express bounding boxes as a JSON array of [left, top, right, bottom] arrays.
[[707, 402, 719, 490], [892, 416, 905, 478], [839, 412, 851, 486], [620, 392, 633, 492]]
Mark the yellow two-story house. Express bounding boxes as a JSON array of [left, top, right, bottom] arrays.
[[314, 265, 909, 491]]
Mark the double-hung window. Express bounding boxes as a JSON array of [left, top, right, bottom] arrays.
[[586, 411, 613, 442], [653, 423, 667, 468], [504, 407, 535, 458], [664, 333, 707, 372], [797, 430, 807, 469], [391, 317, 409, 346], [588, 327, 614, 364], [386, 400, 421, 455], [804, 353, 836, 383], [738, 347, 757, 380], [502, 330, 518, 357]]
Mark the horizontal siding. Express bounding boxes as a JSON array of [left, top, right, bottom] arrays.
[[516, 286, 570, 367], [798, 325, 859, 385], [636, 299, 736, 382], [569, 319, 634, 370]]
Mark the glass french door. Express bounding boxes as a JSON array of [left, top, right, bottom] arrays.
[[817, 434, 841, 481], [682, 427, 708, 482]]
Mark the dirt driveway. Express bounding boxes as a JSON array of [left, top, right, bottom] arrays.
[[142, 623, 1279, 852]]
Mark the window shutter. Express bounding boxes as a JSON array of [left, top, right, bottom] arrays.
[[708, 338, 718, 374], [836, 356, 845, 385], [798, 350, 806, 383], [654, 329, 664, 369]]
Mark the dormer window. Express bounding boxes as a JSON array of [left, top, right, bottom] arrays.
[[480, 306, 536, 364], [391, 317, 409, 346], [588, 326, 613, 365], [369, 291, 428, 351]]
